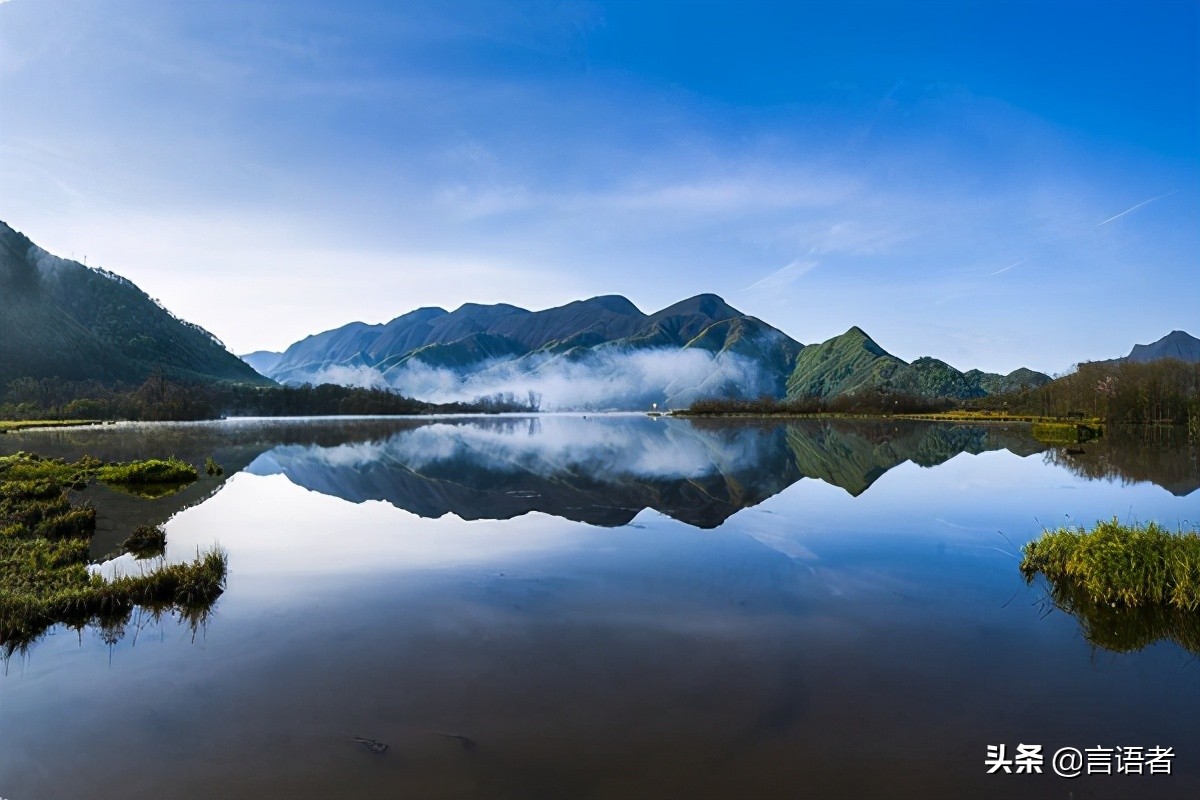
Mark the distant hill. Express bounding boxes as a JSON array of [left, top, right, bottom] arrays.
[[0, 221, 272, 387], [264, 293, 805, 409], [241, 350, 284, 377], [1122, 330, 1200, 364], [785, 327, 1051, 401]]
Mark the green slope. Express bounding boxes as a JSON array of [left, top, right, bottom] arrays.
[[785, 326, 903, 398], [0, 221, 271, 387]]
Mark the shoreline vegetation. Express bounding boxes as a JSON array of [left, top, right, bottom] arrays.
[[678, 358, 1198, 437], [674, 398, 1108, 442], [0, 451, 226, 656], [1021, 520, 1200, 654]]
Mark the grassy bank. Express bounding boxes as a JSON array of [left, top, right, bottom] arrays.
[[0, 451, 226, 655], [899, 410, 1104, 425], [0, 419, 99, 433]]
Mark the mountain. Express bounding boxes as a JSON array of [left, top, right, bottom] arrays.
[[965, 367, 1053, 396], [263, 293, 805, 409], [1122, 331, 1200, 364], [786, 327, 1051, 400], [784, 326, 902, 398], [240, 350, 284, 377], [0, 221, 271, 387]]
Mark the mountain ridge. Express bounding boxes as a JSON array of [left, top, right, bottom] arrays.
[[263, 292, 806, 407]]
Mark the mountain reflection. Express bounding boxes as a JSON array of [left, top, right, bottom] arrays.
[[245, 416, 1052, 528]]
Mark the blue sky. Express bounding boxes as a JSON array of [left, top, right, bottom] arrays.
[[1, 0, 1196, 373]]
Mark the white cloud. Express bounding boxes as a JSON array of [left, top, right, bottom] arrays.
[[744, 259, 818, 291]]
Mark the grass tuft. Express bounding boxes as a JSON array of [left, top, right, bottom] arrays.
[[1021, 519, 1200, 655], [96, 458, 199, 486], [122, 525, 167, 559], [1021, 519, 1200, 611]]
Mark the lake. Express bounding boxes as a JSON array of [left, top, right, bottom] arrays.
[[1, 415, 1197, 799]]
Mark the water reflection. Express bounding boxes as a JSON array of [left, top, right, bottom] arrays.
[[238, 417, 1053, 526], [1043, 426, 1200, 497], [1032, 576, 1200, 656], [6, 416, 1195, 535]]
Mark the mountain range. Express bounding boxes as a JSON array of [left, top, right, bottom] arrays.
[[2, 220, 1194, 411], [251, 295, 1055, 408], [255, 293, 804, 407]]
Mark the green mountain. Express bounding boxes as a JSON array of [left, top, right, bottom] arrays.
[[786, 327, 1050, 400], [0, 221, 271, 387], [965, 366, 1053, 395], [784, 326, 903, 397]]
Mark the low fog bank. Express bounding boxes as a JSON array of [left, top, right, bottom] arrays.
[[296, 347, 778, 410]]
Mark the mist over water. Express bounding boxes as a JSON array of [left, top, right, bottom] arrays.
[[303, 347, 776, 410]]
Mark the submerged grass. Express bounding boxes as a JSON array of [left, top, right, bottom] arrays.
[[1021, 519, 1200, 654], [97, 457, 199, 485], [0, 452, 226, 656]]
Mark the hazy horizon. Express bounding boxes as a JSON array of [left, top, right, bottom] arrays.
[[2, 0, 1196, 374]]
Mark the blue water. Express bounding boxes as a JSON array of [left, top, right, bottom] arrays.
[[1, 416, 1196, 799]]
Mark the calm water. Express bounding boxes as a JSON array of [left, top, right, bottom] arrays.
[[1, 415, 1198, 799]]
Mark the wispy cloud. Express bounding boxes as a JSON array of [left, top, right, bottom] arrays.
[[987, 257, 1027, 277], [744, 259, 818, 291], [1096, 191, 1177, 227]]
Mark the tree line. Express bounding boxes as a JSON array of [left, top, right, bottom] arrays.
[[0, 374, 539, 421], [972, 358, 1200, 429]]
